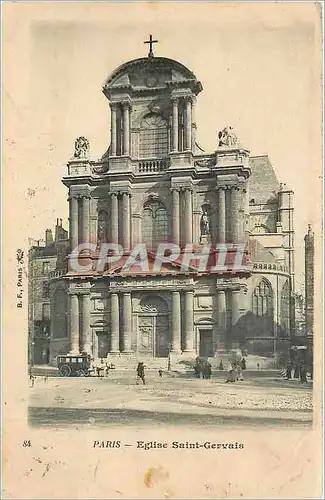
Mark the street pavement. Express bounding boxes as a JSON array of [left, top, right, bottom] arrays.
[[29, 371, 312, 429]]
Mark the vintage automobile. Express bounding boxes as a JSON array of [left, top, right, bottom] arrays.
[[56, 354, 92, 377]]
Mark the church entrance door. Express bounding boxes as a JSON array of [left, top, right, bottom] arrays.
[[138, 296, 170, 358], [199, 329, 213, 357], [138, 315, 169, 357]]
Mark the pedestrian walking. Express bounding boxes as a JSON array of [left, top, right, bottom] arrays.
[[206, 361, 212, 379], [194, 363, 201, 378], [136, 362, 146, 385], [158, 369, 163, 378], [300, 362, 308, 383], [225, 363, 236, 383], [219, 359, 224, 370], [236, 361, 244, 381], [285, 362, 292, 380], [294, 364, 300, 379], [241, 358, 246, 371], [201, 362, 207, 379]]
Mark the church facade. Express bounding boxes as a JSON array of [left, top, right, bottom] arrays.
[[49, 44, 295, 366]]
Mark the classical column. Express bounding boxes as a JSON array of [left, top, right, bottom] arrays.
[[231, 289, 241, 326], [122, 292, 132, 352], [171, 188, 180, 246], [81, 293, 92, 355], [172, 98, 179, 152], [171, 291, 181, 352], [110, 193, 119, 244], [70, 196, 79, 250], [193, 209, 201, 246], [110, 293, 120, 353], [122, 192, 130, 249], [110, 103, 117, 156], [218, 187, 226, 244], [185, 97, 192, 151], [184, 291, 194, 352], [231, 186, 240, 243], [237, 187, 245, 243], [191, 96, 197, 150], [82, 196, 90, 245], [122, 102, 130, 156], [231, 288, 241, 349], [184, 188, 193, 245], [243, 184, 250, 239], [216, 289, 226, 350], [70, 294, 80, 354]]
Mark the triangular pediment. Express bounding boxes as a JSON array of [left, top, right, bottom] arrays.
[[103, 249, 198, 276]]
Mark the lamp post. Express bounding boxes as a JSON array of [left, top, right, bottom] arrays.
[[29, 339, 35, 377], [167, 342, 171, 371]]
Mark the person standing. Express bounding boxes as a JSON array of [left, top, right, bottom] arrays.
[[236, 361, 244, 381], [286, 362, 292, 380], [300, 362, 308, 383], [225, 362, 236, 383], [241, 357, 246, 371], [206, 361, 212, 379], [136, 362, 146, 385]]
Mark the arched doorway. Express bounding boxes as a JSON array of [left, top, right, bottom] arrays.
[[138, 296, 170, 357]]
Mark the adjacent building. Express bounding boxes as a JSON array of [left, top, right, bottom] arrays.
[[44, 43, 295, 366], [304, 224, 314, 337], [28, 220, 68, 365]]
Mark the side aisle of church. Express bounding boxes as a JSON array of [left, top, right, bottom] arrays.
[[40, 42, 294, 366]]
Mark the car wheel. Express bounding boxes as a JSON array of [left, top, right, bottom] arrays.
[[59, 365, 72, 377]]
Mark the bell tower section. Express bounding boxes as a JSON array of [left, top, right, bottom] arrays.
[[102, 39, 202, 172]]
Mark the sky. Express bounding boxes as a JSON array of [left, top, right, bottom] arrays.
[[4, 2, 322, 291]]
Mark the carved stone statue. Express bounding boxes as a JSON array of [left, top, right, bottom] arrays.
[[218, 126, 239, 148], [74, 136, 90, 158], [200, 209, 211, 236]]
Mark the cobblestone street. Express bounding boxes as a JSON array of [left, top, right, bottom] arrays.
[[29, 371, 312, 429]]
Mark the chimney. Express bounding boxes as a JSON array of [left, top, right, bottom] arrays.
[[45, 229, 54, 247], [60, 218, 62, 227]]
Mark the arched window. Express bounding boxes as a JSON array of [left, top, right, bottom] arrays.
[[97, 210, 108, 243], [251, 279, 274, 336], [53, 289, 68, 339], [252, 224, 271, 234], [142, 200, 168, 247], [139, 114, 168, 158], [252, 279, 274, 316]]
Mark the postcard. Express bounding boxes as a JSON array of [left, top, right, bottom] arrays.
[[2, 2, 323, 498]]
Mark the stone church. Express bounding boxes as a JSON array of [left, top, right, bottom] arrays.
[[49, 39, 295, 365]]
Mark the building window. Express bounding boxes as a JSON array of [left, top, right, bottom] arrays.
[[97, 210, 108, 243], [139, 114, 168, 158], [42, 262, 50, 274], [42, 282, 50, 298], [42, 303, 50, 320], [252, 279, 274, 316], [142, 200, 168, 248], [250, 279, 274, 336], [252, 224, 271, 234]]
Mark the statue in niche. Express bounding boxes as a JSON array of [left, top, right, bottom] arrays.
[[200, 208, 211, 241], [74, 136, 90, 158], [218, 126, 239, 148]]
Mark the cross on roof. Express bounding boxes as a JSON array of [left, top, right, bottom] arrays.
[[144, 34, 158, 58]]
